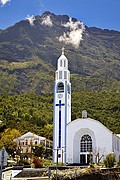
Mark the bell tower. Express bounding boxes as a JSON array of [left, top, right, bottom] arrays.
[[53, 48, 71, 163]]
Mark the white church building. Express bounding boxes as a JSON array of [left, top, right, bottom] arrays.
[[53, 48, 120, 165]]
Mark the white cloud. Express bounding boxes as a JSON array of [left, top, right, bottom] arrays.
[[40, 0, 45, 14], [59, 18, 85, 48], [0, 0, 10, 5], [26, 15, 35, 26], [41, 15, 53, 26]]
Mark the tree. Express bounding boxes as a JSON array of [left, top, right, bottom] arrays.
[[41, 124, 53, 140], [0, 128, 21, 156], [92, 147, 106, 165], [32, 145, 45, 158]]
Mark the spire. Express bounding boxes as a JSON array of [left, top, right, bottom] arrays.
[[62, 47, 65, 55]]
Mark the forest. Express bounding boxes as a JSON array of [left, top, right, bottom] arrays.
[[0, 92, 120, 136], [0, 92, 120, 156]]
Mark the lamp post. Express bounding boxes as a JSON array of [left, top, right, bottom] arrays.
[[56, 147, 59, 180], [61, 146, 65, 165]]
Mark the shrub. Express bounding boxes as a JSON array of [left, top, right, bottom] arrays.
[[33, 158, 44, 168], [16, 159, 30, 166], [117, 155, 120, 167], [43, 159, 56, 167], [104, 153, 115, 168]]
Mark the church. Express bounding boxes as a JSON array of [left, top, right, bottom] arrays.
[[53, 48, 120, 165]]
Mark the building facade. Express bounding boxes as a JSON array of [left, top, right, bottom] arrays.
[[14, 132, 52, 154], [53, 49, 120, 165], [67, 116, 120, 164]]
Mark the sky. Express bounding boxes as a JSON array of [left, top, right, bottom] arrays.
[[0, 0, 120, 31]]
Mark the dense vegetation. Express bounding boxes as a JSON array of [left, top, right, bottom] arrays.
[[0, 92, 119, 157], [72, 92, 120, 133], [0, 92, 120, 138], [0, 93, 53, 138]]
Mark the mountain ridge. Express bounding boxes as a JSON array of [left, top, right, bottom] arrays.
[[0, 11, 120, 94]]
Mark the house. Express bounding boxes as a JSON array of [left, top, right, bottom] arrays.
[[14, 132, 52, 154]]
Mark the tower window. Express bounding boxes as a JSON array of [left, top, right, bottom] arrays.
[[60, 60, 62, 67], [59, 71, 62, 79], [64, 71, 67, 79], [57, 82, 64, 93], [64, 60, 66, 67]]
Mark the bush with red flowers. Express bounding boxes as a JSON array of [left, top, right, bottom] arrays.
[[33, 158, 44, 168]]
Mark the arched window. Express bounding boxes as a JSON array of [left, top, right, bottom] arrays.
[[57, 82, 64, 93], [80, 134, 92, 152], [64, 71, 67, 79], [60, 60, 62, 67], [59, 71, 62, 79], [64, 60, 66, 67]]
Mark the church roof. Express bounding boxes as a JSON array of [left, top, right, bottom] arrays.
[[15, 132, 46, 140], [58, 47, 68, 61], [58, 54, 68, 61], [67, 117, 113, 134]]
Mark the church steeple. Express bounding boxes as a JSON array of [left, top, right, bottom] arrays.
[[53, 48, 71, 164], [56, 48, 70, 82]]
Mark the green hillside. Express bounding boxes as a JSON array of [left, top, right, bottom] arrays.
[[0, 12, 120, 94], [0, 92, 120, 137]]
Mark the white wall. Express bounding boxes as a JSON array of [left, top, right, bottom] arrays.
[[67, 118, 114, 164]]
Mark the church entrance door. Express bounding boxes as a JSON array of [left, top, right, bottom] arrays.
[[80, 153, 93, 165], [80, 154, 86, 164]]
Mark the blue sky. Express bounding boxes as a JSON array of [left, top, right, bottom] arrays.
[[0, 0, 120, 31]]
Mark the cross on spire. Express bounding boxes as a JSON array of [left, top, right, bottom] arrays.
[[62, 47, 65, 55]]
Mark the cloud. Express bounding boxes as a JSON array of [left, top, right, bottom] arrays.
[[40, 0, 45, 14], [41, 15, 53, 26], [58, 18, 85, 48], [26, 15, 35, 26], [0, 0, 10, 5]]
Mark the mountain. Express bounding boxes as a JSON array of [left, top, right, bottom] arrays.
[[0, 11, 120, 94]]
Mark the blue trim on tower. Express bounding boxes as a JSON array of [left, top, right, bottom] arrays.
[[59, 108, 61, 148], [56, 100, 65, 148]]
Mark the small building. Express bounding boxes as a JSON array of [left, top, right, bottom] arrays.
[[14, 132, 52, 154]]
